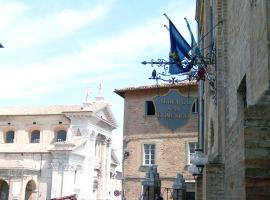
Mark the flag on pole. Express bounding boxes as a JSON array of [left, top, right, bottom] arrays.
[[184, 17, 201, 58], [168, 19, 191, 74]]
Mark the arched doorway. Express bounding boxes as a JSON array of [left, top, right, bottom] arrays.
[[25, 180, 36, 200], [0, 179, 9, 200]]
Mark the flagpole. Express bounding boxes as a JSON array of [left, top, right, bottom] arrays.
[[194, 20, 224, 48], [164, 25, 169, 31], [163, 13, 170, 21]]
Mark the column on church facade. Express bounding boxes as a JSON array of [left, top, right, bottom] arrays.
[[79, 130, 96, 200], [61, 164, 75, 197], [50, 162, 60, 198], [105, 139, 112, 199], [67, 126, 73, 141], [97, 137, 108, 200], [8, 178, 23, 200], [88, 132, 97, 200]]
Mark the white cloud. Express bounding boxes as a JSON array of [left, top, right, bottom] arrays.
[[2, 3, 109, 49]]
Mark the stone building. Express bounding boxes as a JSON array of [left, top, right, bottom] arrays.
[[0, 87, 120, 200], [195, 0, 270, 199], [115, 82, 198, 200]]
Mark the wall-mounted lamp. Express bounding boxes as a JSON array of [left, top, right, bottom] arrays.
[[188, 149, 208, 179], [188, 164, 201, 179]]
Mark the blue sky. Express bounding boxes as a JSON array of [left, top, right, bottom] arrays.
[[0, 0, 196, 160]]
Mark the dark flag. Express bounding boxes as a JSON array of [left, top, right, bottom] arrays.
[[184, 17, 201, 58], [168, 20, 191, 74]]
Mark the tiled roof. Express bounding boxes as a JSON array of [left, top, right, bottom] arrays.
[[114, 81, 198, 97], [0, 101, 108, 115], [0, 105, 82, 115]]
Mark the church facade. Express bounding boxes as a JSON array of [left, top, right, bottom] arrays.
[[0, 88, 119, 200]]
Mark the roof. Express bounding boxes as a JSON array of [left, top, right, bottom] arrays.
[[0, 105, 83, 115], [0, 100, 118, 129], [114, 81, 198, 98], [0, 101, 108, 116]]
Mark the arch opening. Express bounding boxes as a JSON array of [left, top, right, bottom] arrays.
[[0, 179, 9, 200]]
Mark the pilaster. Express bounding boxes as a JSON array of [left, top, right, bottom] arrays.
[[50, 162, 60, 199]]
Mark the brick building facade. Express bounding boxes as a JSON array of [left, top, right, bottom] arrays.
[[115, 82, 198, 200], [196, 0, 270, 199]]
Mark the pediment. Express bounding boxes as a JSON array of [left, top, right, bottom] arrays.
[[94, 103, 118, 129]]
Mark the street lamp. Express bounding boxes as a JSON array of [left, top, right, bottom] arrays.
[[188, 149, 208, 179]]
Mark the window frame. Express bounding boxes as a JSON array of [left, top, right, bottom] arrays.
[[56, 130, 67, 142], [192, 98, 199, 113], [142, 143, 156, 166], [5, 130, 15, 143], [30, 130, 40, 143], [145, 101, 155, 116]]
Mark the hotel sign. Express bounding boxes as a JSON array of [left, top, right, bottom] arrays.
[[153, 89, 194, 131]]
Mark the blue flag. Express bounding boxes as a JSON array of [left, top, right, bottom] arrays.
[[168, 20, 191, 74]]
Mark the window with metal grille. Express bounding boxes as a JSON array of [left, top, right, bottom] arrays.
[[143, 144, 155, 165]]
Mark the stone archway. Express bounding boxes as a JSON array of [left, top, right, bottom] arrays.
[[0, 179, 9, 200], [25, 180, 36, 200]]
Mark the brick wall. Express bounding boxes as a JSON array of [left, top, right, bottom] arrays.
[[122, 86, 198, 200], [197, 0, 270, 199], [223, 0, 270, 199]]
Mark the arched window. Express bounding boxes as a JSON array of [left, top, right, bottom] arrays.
[[56, 130, 67, 142], [0, 179, 9, 200], [31, 130, 40, 143], [5, 131, 14, 143], [25, 180, 36, 200]]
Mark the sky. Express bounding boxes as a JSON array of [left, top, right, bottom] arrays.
[[0, 0, 196, 163]]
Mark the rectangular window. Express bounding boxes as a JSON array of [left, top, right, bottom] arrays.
[[192, 99, 199, 113], [145, 101, 155, 116], [143, 144, 155, 165], [188, 142, 197, 164], [56, 130, 67, 142], [6, 131, 14, 143], [31, 131, 40, 143]]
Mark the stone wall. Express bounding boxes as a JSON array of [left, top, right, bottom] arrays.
[[244, 105, 270, 200], [203, 164, 224, 200]]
